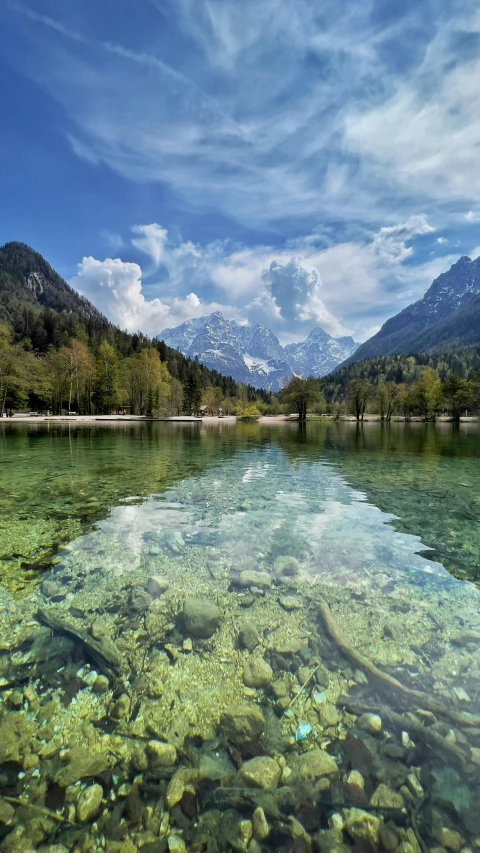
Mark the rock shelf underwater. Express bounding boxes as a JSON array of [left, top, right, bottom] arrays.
[[1, 421, 480, 853]]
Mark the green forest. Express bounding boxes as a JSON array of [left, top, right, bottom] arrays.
[[0, 242, 270, 416], [318, 349, 480, 421]]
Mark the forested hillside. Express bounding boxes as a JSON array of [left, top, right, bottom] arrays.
[[320, 346, 480, 421], [0, 242, 269, 415]]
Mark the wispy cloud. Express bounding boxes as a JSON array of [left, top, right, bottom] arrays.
[[4, 0, 477, 341]]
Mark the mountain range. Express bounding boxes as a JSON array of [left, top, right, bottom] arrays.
[[346, 255, 480, 365], [158, 313, 359, 390]]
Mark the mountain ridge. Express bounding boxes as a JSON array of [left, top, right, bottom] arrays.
[[158, 313, 358, 390], [344, 255, 480, 366]]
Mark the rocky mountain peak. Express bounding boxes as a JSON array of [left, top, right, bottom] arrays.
[[158, 314, 358, 390]]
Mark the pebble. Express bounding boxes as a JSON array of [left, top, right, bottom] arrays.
[[344, 808, 381, 846], [370, 783, 404, 810], [252, 807, 270, 840], [295, 747, 338, 779], [146, 575, 170, 596], [168, 836, 187, 853], [357, 713, 382, 735], [93, 675, 110, 694], [238, 621, 260, 651], [147, 741, 178, 767], [220, 705, 265, 745], [238, 570, 272, 589], [274, 556, 300, 578], [111, 694, 131, 719], [243, 658, 273, 688], [279, 595, 301, 611], [183, 597, 221, 639], [346, 770, 365, 792], [239, 756, 281, 789]]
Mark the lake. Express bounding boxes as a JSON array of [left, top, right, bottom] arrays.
[[1, 420, 480, 852]]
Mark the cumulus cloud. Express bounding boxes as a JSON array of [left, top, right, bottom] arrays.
[[372, 216, 435, 262], [466, 211, 480, 223], [70, 256, 231, 336], [259, 256, 348, 336], [67, 218, 455, 344]]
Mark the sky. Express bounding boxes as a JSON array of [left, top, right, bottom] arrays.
[[1, 0, 480, 344]]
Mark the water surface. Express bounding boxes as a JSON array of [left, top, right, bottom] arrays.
[[1, 420, 480, 852]]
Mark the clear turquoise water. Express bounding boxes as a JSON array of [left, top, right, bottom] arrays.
[[1, 420, 480, 851]]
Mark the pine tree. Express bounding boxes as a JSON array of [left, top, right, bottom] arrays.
[[183, 364, 202, 414]]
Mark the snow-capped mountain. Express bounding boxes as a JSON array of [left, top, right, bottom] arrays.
[[345, 255, 480, 364], [285, 327, 359, 377], [158, 312, 359, 390]]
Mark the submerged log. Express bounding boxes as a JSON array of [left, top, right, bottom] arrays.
[[317, 598, 480, 729], [37, 607, 124, 678]]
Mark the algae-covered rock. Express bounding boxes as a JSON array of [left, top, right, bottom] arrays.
[[183, 597, 221, 639], [243, 658, 273, 689], [238, 621, 260, 651], [146, 575, 170, 597], [220, 705, 265, 745], [0, 799, 15, 825], [294, 748, 338, 779], [252, 806, 270, 840], [239, 756, 281, 790], [274, 556, 300, 579], [76, 783, 104, 822], [357, 713, 382, 735], [54, 745, 112, 787], [238, 571, 272, 590], [0, 712, 34, 764], [219, 809, 253, 852], [343, 808, 381, 845], [369, 783, 404, 810], [147, 740, 178, 767]]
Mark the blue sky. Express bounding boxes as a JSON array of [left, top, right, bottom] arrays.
[[1, 0, 480, 343]]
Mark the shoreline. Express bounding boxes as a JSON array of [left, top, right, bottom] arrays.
[[1, 413, 478, 425]]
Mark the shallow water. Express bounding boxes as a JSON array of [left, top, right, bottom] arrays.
[[1, 420, 480, 852]]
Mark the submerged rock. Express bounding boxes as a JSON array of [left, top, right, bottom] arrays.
[[238, 620, 260, 651], [370, 783, 404, 810], [252, 806, 270, 840], [146, 575, 170, 597], [220, 705, 265, 745], [0, 799, 15, 825], [357, 713, 382, 735], [182, 597, 221, 639], [243, 658, 273, 688], [147, 740, 178, 766], [238, 571, 272, 590], [274, 556, 300, 579], [76, 783, 104, 823], [219, 809, 253, 852], [239, 756, 281, 789], [294, 748, 338, 780], [54, 745, 112, 787], [343, 808, 381, 845]]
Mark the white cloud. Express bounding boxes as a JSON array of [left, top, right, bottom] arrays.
[[70, 256, 234, 336], [372, 215, 435, 262], [99, 229, 124, 250], [68, 218, 462, 344], [259, 256, 348, 336], [131, 224, 168, 270], [466, 211, 480, 223]]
